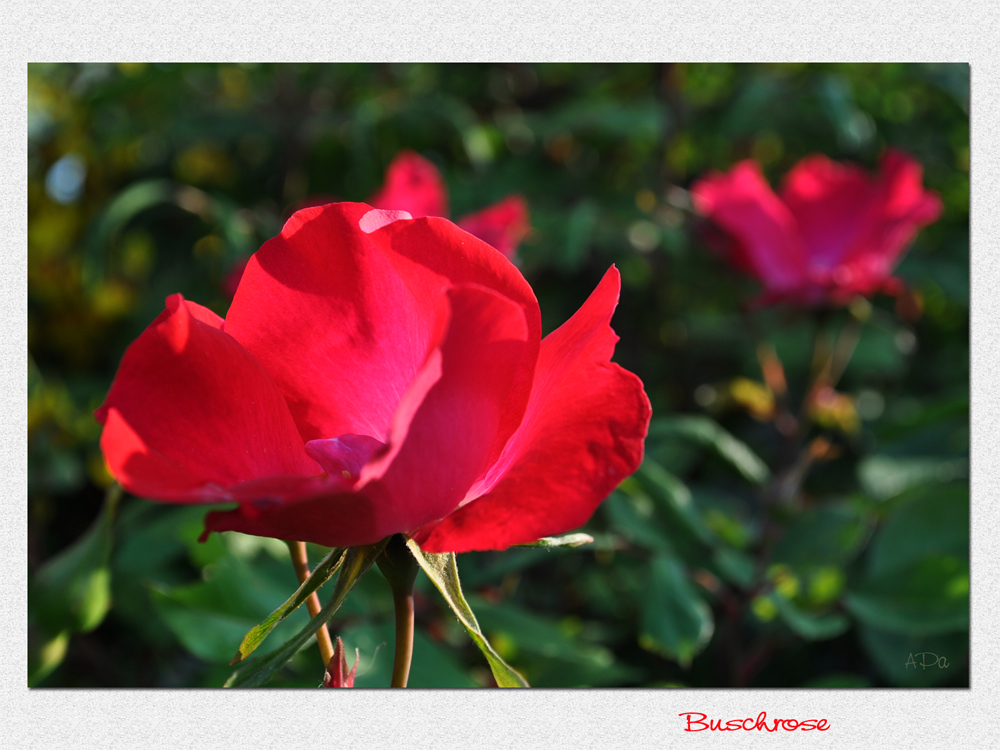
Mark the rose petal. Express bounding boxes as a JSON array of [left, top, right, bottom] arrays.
[[203, 488, 381, 545], [779, 153, 873, 270], [840, 149, 942, 272], [413, 266, 651, 553], [691, 160, 806, 293], [780, 150, 942, 300], [304, 434, 386, 481], [457, 195, 530, 260], [205, 283, 534, 547], [96, 295, 320, 502], [224, 203, 541, 446], [360, 284, 534, 533], [368, 151, 448, 219]]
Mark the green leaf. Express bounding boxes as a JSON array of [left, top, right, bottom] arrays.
[[83, 180, 176, 285], [224, 541, 387, 688], [635, 460, 715, 546], [696, 488, 759, 550], [148, 551, 312, 664], [711, 547, 755, 588], [31, 484, 121, 635], [875, 394, 968, 443], [640, 553, 714, 667], [866, 485, 968, 578], [514, 533, 594, 549], [770, 594, 850, 641], [858, 455, 967, 501], [603, 491, 672, 551], [772, 499, 875, 569], [457, 547, 562, 589], [469, 597, 642, 687], [149, 585, 268, 664], [648, 416, 770, 485], [846, 554, 969, 636], [405, 539, 529, 687], [231, 546, 345, 663], [28, 629, 70, 687]]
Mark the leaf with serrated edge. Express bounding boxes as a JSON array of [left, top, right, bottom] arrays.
[[405, 538, 529, 687], [224, 541, 386, 688], [231, 546, 345, 663], [515, 533, 594, 548]]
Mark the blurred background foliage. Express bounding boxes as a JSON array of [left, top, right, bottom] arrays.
[[27, 63, 968, 688]]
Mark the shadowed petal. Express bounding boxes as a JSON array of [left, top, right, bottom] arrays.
[[96, 295, 320, 502]]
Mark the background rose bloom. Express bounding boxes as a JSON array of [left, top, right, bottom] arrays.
[[690, 150, 942, 306], [222, 152, 530, 297], [369, 151, 530, 261], [96, 203, 650, 553]]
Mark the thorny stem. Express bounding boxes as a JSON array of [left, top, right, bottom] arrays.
[[377, 535, 420, 688], [287, 540, 335, 667]]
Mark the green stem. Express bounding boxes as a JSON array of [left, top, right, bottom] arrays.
[[826, 300, 870, 389], [389, 586, 415, 688], [377, 535, 419, 688]]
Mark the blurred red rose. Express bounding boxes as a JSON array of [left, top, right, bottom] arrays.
[[690, 150, 942, 306], [223, 152, 529, 296], [98, 203, 649, 553], [369, 151, 529, 261]]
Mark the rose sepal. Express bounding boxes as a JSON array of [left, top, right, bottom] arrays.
[[225, 540, 387, 688], [405, 537, 529, 687], [230, 545, 346, 664]]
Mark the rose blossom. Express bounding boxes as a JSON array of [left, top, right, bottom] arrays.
[[690, 150, 942, 306], [369, 150, 529, 261], [97, 203, 650, 552]]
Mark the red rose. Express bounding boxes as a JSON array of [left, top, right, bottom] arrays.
[[97, 203, 649, 553], [369, 151, 530, 261], [690, 150, 942, 307]]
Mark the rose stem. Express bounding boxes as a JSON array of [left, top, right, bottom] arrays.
[[287, 540, 335, 667], [377, 535, 420, 688], [826, 298, 871, 389]]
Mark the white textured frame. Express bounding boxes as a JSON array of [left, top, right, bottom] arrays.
[[3, 4, 995, 748]]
